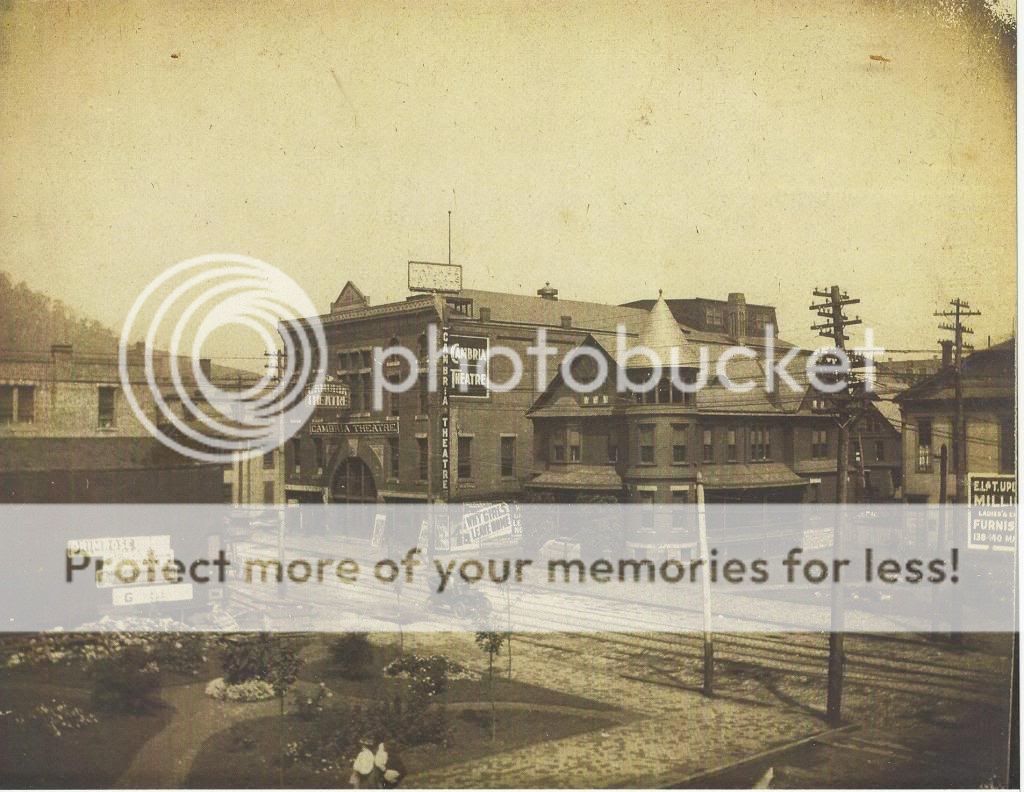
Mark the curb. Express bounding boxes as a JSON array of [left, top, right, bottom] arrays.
[[665, 723, 859, 788]]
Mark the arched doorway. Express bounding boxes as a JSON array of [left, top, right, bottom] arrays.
[[331, 457, 378, 503]]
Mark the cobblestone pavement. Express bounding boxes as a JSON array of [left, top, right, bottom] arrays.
[[401, 632, 823, 788], [397, 631, 1012, 788]]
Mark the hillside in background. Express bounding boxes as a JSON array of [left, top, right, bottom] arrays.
[[0, 271, 120, 354]]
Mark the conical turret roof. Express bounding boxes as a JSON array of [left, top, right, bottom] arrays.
[[625, 292, 699, 368]]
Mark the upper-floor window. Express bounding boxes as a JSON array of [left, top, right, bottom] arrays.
[[726, 429, 738, 462], [705, 306, 723, 327], [500, 436, 516, 478], [0, 385, 34, 424], [98, 386, 116, 428], [750, 428, 771, 461], [263, 450, 275, 469], [418, 374, 429, 415], [702, 429, 713, 463], [458, 436, 473, 480], [291, 438, 302, 475], [638, 424, 655, 465], [916, 419, 933, 472], [388, 376, 401, 416], [552, 430, 566, 462], [672, 424, 688, 464], [875, 440, 885, 462], [811, 429, 829, 459]]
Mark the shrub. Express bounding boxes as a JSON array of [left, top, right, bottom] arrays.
[[327, 633, 375, 679], [293, 682, 333, 720], [90, 646, 161, 713], [218, 633, 304, 709]]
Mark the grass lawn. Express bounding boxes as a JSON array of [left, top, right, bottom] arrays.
[[298, 639, 618, 713], [0, 669, 172, 788], [185, 705, 621, 788]]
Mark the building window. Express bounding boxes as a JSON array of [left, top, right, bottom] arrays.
[[313, 438, 325, 474], [98, 386, 116, 428], [263, 451, 275, 469], [500, 436, 516, 478], [0, 386, 12, 423], [418, 374, 429, 415], [750, 428, 770, 461], [916, 419, 932, 472], [1000, 415, 1015, 474], [291, 438, 302, 475], [263, 481, 275, 504], [388, 376, 401, 416], [0, 385, 34, 423], [672, 424, 688, 464], [607, 434, 619, 464], [417, 437, 428, 481], [567, 427, 581, 462], [361, 374, 372, 414], [726, 429, 738, 462], [388, 438, 400, 480], [458, 436, 473, 480], [875, 440, 885, 462], [552, 431, 566, 462], [811, 429, 829, 459], [638, 424, 655, 464], [702, 429, 713, 463]]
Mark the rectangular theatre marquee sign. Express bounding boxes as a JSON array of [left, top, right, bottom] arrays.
[[310, 418, 399, 436]]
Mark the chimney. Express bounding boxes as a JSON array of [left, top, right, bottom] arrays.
[[537, 282, 558, 301], [51, 343, 72, 376], [726, 293, 747, 341], [940, 339, 953, 369], [560, 315, 572, 329]]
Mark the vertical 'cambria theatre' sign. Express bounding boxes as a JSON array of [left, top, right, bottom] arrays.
[[440, 326, 451, 498]]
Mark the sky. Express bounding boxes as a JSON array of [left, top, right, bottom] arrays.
[[0, 0, 1016, 363]]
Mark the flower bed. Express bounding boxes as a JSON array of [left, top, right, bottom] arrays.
[[204, 677, 276, 702]]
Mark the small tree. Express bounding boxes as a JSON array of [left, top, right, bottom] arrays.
[[474, 631, 505, 742]]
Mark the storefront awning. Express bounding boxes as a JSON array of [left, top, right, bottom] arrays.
[[526, 466, 624, 492], [700, 463, 805, 490]]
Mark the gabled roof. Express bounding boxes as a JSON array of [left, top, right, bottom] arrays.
[[330, 281, 369, 314]]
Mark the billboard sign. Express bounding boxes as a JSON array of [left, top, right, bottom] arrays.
[[408, 261, 462, 293], [967, 473, 1017, 551], [446, 334, 490, 398]]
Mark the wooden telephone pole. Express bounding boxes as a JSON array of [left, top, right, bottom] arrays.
[[810, 285, 862, 726], [935, 299, 980, 504]]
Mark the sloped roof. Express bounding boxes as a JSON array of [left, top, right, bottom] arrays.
[[526, 465, 623, 492], [895, 338, 1015, 404], [459, 288, 647, 334], [626, 294, 701, 368]]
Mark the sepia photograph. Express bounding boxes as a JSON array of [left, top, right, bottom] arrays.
[[0, 1, 1018, 789]]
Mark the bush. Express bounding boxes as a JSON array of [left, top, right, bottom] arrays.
[[152, 635, 209, 675], [218, 634, 304, 704], [327, 633, 375, 679], [90, 646, 161, 713]]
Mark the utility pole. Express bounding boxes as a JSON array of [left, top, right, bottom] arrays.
[[810, 285, 862, 726], [935, 298, 980, 504], [695, 471, 713, 696]]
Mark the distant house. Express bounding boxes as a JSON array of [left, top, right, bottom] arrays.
[[894, 338, 1015, 503]]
